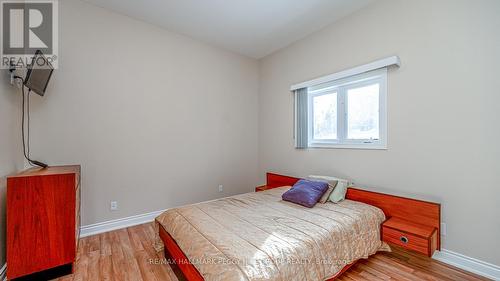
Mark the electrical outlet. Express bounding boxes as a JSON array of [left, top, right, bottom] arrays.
[[218, 185, 223, 192], [441, 222, 447, 236], [110, 201, 118, 211]]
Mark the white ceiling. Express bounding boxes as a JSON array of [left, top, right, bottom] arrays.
[[84, 0, 375, 59]]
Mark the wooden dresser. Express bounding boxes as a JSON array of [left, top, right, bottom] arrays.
[[7, 165, 81, 280]]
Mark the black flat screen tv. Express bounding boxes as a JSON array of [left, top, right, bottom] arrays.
[[24, 50, 54, 96]]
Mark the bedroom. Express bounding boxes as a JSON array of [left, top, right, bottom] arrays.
[[0, 0, 499, 280]]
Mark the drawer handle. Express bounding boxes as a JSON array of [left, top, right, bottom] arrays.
[[400, 236, 409, 244]]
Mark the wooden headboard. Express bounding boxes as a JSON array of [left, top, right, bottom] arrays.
[[266, 172, 300, 187], [265, 172, 441, 250]]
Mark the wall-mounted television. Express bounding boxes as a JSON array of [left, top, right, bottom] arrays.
[[24, 50, 54, 96]]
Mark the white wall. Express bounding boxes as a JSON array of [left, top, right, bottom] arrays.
[[0, 73, 23, 266], [28, 0, 260, 226], [259, 0, 500, 266], [3, 0, 499, 270]]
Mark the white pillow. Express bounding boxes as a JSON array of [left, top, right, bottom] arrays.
[[307, 177, 337, 204], [308, 175, 352, 203]]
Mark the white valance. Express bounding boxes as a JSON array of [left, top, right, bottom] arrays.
[[290, 56, 401, 91]]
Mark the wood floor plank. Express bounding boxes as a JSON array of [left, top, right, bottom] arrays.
[[127, 225, 147, 253], [98, 255, 114, 281], [109, 254, 128, 281], [100, 231, 113, 257], [72, 247, 89, 281], [87, 235, 101, 254], [87, 251, 101, 281], [348, 264, 386, 281], [52, 223, 490, 281], [355, 263, 391, 280], [359, 259, 415, 281]]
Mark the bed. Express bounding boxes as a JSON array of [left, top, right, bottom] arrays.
[[155, 186, 389, 281]]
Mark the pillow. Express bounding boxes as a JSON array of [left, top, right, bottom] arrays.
[[308, 175, 352, 203], [307, 177, 338, 203], [281, 179, 329, 208]]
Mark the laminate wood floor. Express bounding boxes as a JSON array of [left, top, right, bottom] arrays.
[[51, 223, 490, 281]]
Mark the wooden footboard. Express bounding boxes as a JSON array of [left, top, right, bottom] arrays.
[[159, 225, 204, 281], [158, 223, 356, 281]]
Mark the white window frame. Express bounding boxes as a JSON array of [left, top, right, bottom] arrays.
[[307, 68, 387, 150]]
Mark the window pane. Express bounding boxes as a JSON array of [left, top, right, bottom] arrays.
[[347, 84, 380, 140], [313, 92, 337, 140]]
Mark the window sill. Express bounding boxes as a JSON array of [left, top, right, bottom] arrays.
[[306, 143, 387, 150]]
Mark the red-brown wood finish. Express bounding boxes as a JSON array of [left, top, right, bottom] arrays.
[[383, 217, 436, 239], [7, 165, 81, 279], [382, 217, 438, 257], [260, 173, 441, 255], [255, 185, 275, 192], [265, 172, 300, 187], [345, 187, 440, 251], [159, 225, 204, 281]]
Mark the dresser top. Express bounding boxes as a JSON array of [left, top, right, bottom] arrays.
[[8, 165, 81, 178]]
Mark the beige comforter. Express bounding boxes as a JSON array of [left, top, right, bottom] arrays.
[[155, 187, 388, 281]]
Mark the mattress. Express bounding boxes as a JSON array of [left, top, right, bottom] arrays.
[[155, 187, 388, 281]]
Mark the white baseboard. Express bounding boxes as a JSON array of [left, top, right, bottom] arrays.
[[0, 263, 6, 281], [79, 209, 166, 238], [433, 249, 500, 280]]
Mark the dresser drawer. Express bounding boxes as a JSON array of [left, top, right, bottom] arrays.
[[383, 226, 430, 255]]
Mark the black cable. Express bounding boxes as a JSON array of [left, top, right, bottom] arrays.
[[14, 76, 47, 168], [27, 89, 31, 159], [17, 76, 30, 164]]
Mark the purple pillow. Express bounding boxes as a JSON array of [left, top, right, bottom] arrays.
[[282, 179, 329, 208]]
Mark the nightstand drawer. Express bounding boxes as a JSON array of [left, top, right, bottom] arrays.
[[382, 217, 438, 257], [383, 226, 429, 255]]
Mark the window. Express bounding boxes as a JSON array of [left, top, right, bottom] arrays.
[[311, 91, 337, 140], [305, 69, 387, 149]]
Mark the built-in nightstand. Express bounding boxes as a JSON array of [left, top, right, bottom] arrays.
[[382, 217, 438, 257], [255, 185, 276, 192]]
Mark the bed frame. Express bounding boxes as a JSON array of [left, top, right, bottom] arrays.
[[158, 226, 355, 281], [158, 172, 441, 280]]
